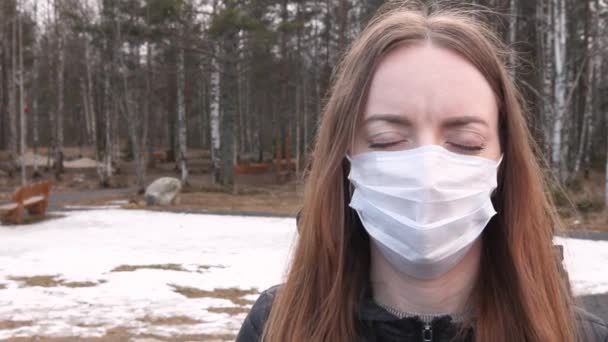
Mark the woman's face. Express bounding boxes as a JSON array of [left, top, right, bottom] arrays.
[[351, 43, 501, 161]]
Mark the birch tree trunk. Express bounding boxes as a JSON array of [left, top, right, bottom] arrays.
[[605, 116, 608, 204], [295, 83, 301, 175], [31, 3, 40, 178], [81, 76, 92, 143], [9, 16, 18, 175], [83, 36, 102, 181], [80, 77, 91, 142], [101, 36, 113, 187], [18, 6, 26, 185], [145, 36, 154, 170], [118, 39, 146, 193], [551, 0, 567, 182], [295, 2, 303, 175], [537, 0, 552, 154], [595, 2, 608, 203], [198, 66, 207, 150], [585, 0, 608, 176], [337, 0, 348, 53], [140, 47, 150, 191], [210, 54, 221, 184], [573, 61, 593, 177], [303, 70, 310, 171], [82, 62, 93, 147], [176, 30, 188, 184], [573, 0, 598, 178], [508, 0, 518, 68], [111, 89, 120, 170], [221, 24, 238, 187], [55, 1, 65, 178], [237, 51, 244, 156], [45, 0, 55, 170]]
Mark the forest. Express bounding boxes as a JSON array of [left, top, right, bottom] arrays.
[[0, 0, 606, 214]]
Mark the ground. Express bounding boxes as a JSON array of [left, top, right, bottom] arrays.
[[0, 209, 296, 341], [0, 209, 606, 341], [0, 148, 304, 218]]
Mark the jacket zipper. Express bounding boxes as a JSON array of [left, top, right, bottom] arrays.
[[422, 322, 433, 342]]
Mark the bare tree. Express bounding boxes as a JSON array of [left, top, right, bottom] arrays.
[[176, 20, 188, 185], [8, 7, 18, 176], [17, 1, 26, 185], [54, 0, 65, 178], [573, 0, 598, 178], [31, 1, 40, 178], [508, 0, 518, 68], [210, 53, 221, 185], [0, 4, 4, 157], [550, 0, 568, 182], [144, 7, 153, 172], [83, 35, 101, 182]]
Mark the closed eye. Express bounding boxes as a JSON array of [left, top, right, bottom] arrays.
[[447, 142, 485, 152], [368, 140, 407, 149]]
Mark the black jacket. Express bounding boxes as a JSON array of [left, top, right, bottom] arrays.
[[236, 285, 608, 342]]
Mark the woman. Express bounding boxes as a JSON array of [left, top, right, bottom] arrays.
[[236, 3, 608, 342]]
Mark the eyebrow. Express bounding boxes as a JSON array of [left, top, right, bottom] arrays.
[[363, 113, 413, 127], [442, 115, 490, 128], [363, 113, 489, 128]]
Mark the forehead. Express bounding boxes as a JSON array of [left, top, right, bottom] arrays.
[[363, 42, 498, 126]]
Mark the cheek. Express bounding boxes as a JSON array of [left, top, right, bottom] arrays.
[[351, 137, 370, 156], [482, 110, 501, 160], [484, 135, 502, 161]]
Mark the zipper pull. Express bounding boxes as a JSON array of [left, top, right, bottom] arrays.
[[422, 322, 433, 342]]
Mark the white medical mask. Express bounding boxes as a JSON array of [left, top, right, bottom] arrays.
[[347, 144, 502, 279]]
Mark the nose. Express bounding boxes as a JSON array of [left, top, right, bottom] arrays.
[[413, 125, 440, 148]]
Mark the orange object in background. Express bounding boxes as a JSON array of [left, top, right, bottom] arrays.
[[234, 163, 270, 175], [0, 180, 53, 224]]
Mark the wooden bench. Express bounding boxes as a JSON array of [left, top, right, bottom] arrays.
[[234, 163, 270, 175], [0, 180, 52, 224]]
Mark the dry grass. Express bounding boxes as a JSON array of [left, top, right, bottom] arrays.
[[0, 213, 66, 226], [553, 171, 608, 232], [8, 275, 103, 288], [197, 264, 225, 272], [0, 320, 33, 330], [111, 264, 186, 272], [8, 275, 63, 287], [172, 183, 302, 216], [75, 322, 105, 328], [62, 281, 102, 288], [139, 315, 204, 325], [170, 285, 258, 306], [1, 157, 304, 216]]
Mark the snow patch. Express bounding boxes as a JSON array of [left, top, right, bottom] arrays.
[[0, 209, 296, 339], [0, 209, 605, 340]]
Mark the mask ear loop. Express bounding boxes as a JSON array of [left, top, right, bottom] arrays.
[[491, 152, 505, 214], [343, 155, 354, 200]]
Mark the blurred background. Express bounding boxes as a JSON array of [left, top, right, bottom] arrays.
[[0, 0, 606, 222], [0, 0, 606, 341]]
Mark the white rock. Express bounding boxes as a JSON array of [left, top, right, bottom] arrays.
[[144, 177, 182, 206]]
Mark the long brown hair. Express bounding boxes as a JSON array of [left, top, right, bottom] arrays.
[[263, 2, 576, 341]]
